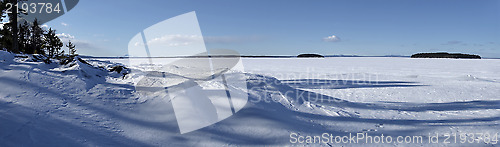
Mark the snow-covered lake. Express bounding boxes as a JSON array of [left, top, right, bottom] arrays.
[[1, 51, 499, 146]]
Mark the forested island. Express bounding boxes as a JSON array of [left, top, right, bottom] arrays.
[[297, 53, 324, 58], [411, 52, 481, 59]]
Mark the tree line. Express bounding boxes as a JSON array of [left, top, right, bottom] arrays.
[[0, 0, 76, 58]]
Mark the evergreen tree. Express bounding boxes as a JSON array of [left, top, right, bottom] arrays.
[[18, 21, 30, 53], [0, 23, 13, 50], [30, 19, 45, 54], [66, 40, 76, 56], [43, 28, 63, 58]]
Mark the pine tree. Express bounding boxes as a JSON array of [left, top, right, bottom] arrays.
[[54, 36, 63, 57], [18, 21, 30, 53], [43, 28, 63, 58], [0, 23, 13, 50], [30, 19, 45, 55], [67, 40, 76, 56]]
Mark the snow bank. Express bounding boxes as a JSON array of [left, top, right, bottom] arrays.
[[0, 50, 14, 63]]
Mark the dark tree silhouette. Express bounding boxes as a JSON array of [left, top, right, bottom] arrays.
[[43, 28, 63, 58], [9, 0, 19, 53], [18, 21, 30, 53], [67, 40, 76, 56], [30, 19, 45, 54]]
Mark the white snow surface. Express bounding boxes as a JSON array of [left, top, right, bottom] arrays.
[[1, 50, 500, 146]]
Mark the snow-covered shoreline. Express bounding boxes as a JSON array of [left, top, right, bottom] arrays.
[[1, 51, 499, 146]]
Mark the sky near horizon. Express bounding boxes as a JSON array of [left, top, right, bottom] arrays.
[[44, 0, 500, 57]]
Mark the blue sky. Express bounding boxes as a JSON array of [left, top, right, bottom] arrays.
[[45, 0, 500, 57]]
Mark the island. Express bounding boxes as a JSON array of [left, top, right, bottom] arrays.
[[411, 52, 481, 59], [297, 53, 324, 58]]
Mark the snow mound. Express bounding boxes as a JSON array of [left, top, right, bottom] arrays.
[[459, 74, 499, 83], [0, 50, 15, 63], [21, 54, 51, 63], [52, 57, 107, 82], [56, 57, 129, 79]]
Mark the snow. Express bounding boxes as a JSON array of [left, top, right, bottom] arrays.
[[1, 50, 500, 146]]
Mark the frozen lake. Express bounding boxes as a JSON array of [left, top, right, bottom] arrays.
[[1, 52, 499, 146]]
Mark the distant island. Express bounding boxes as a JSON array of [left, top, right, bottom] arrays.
[[297, 54, 324, 58], [411, 52, 481, 59]]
